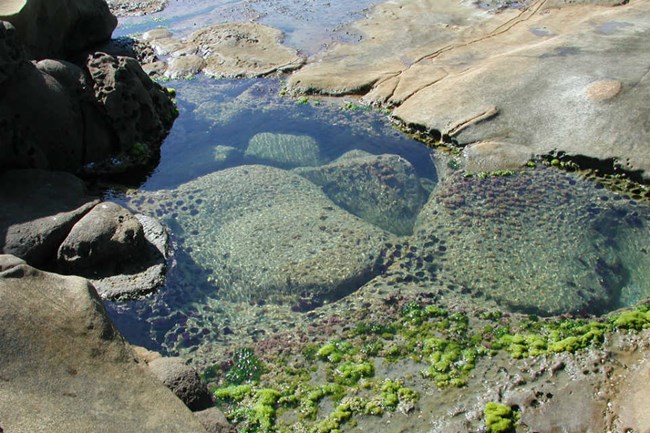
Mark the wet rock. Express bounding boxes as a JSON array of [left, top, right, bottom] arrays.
[[194, 407, 236, 433], [413, 168, 642, 315], [166, 54, 205, 79], [0, 169, 98, 267], [148, 357, 213, 411], [245, 132, 324, 168], [288, 0, 650, 177], [295, 151, 429, 235], [130, 165, 393, 304], [58, 202, 146, 272], [85, 52, 177, 160], [0, 256, 208, 432], [189, 23, 304, 78], [0, 0, 117, 59]]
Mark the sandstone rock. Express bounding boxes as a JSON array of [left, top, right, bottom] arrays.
[[148, 357, 213, 411], [129, 165, 393, 304], [85, 52, 177, 157], [166, 54, 206, 79], [194, 407, 236, 433], [58, 201, 146, 272], [189, 23, 304, 78], [142, 28, 173, 42], [610, 355, 650, 433], [89, 213, 169, 300], [245, 132, 324, 168], [462, 141, 533, 173], [0, 169, 98, 267], [288, 0, 650, 178], [295, 151, 429, 235], [0, 255, 208, 432], [0, 0, 117, 59], [107, 0, 168, 17]]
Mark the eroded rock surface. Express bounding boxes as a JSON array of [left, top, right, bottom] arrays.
[[288, 0, 650, 177], [0, 255, 208, 433], [295, 151, 429, 235], [129, 165, 393, 304]]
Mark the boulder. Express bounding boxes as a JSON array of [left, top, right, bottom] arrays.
[[0, 21, 22, 83], [295, 151, 429, 235], [129, 165, 393, 304], [0, 0, 117, 59], [0, 255, 208, 432], [57, 201, 146, 271], [148, 357, 214, 411], [245, 132, 324, 168], [194, 407, 236, 433], [0, 169, 98, 267]]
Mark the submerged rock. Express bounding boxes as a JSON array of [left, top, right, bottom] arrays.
[[0, 255, 207, 432], [245, 132, 324, 168], [414, 168, 650, 315], [130, 165, 393, 304], [295, 151, 429, 235]]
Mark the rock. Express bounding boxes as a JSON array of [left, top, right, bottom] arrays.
[[142, 28, 173, 42], [189, 23, 304, 78], [0, 255, 208, 432], [166, 54, 206, 79], [0, 169, 98, 267], [129, 165, 393, 304], [462, 141, 533, 173], [295, 151, 429, 235], [132, 345, 163, 364], [85, 52, 178, 159], [413, 168, 640, 315], [610, 356, 650, 433], [106, 0, 168, 17], [194, 407, 236, 433], [245, 132, 324, 168], [0, 21, 23, 83], [89, 213, 169, 300], [288, 0, 650, 178], [0, 0, 117, 59], [147, 357, 213, 411], [58, 201, 146, 272]]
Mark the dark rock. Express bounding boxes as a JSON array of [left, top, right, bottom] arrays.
[[84, 52, 177, 160], [0, 21, 23, 84], [0, 0, 117, 59], [148, 357, 214, 411], [58, 201, 146, 272], [0, 255, 208, 432], [194, 407, 236, 433], [0, 169, 98, 267]]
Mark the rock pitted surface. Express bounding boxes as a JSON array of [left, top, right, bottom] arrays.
[[129, 165, 393, 304], [295, 151, 429, 235], [413, 168, 650, 315], [288, 0, 650, 177], [0, 255, 208, 433]]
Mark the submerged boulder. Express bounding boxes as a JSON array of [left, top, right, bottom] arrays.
[[296, 151, 429, 235], [245, 132, 324, 168], [0, 255, 208, 432], [130, 165, 393, 304]]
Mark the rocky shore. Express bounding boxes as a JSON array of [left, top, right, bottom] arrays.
[[2, 0, 650, 432]]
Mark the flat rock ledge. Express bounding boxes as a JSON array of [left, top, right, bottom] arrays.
[[287, 0, 650, 178]]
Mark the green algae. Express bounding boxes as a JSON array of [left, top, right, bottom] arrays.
[[207, 303, 650, 433], [226, 347, 266, 385], [484, 402, 519, 433]]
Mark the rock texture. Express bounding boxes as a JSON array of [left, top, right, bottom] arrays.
[[148, 357, 214, 411], [0, 0, 117, 59], [288, 0, 650, 177], [129, 165, 393, 304], [0, 255, 208, 433], [141, 24, 304, 79], [295, 151, 429, 235], [245, 132, 324, 168], [413, 167, 650, 315]]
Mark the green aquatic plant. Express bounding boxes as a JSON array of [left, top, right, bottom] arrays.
[[484, 402, 519, 433], [226, 347, 266, 385], [296, 96, 310, 105]]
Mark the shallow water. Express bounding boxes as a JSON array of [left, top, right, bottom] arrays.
[[104, 1, 650, 364]]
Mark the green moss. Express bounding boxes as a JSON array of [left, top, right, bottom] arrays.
[[317, 340, 354, 363], [333, 361, 374, 385], [484, 402, 519, 433], [611, 309, 650, 330], [214, 384, 253, 402]]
